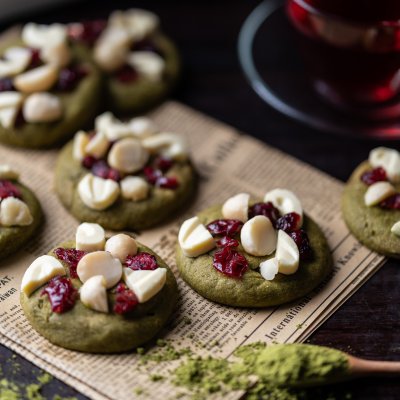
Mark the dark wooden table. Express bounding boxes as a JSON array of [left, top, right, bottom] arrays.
[[1, 1, 399, 398]]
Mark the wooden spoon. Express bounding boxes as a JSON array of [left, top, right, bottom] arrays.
[[348, 354, 400, 378]]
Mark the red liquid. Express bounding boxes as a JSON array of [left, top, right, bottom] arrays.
[[287, 0, 400, 106]]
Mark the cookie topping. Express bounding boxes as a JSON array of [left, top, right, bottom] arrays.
[[248, 201, 280, 226], [67, 20, 107, 45], [54, 248, 86, 279], [113, 282, 138, 314], [360, 167, 387, 186], [41, 276, 77, 313], [206, 219, 243, 237], [380, 193, 400, 209], [0, 179, 21, 199], [126, 252, 158, 270], [22, 92, 62, 123], [56, 66, 87, 91], [105, 234, 138, 263], [369, 147, 400, 183], [91, 159, 121, 182], [120, 176, 149, 201], [289, 230, 312, 261], [275, 212, 302, 233], [264, 189, 303, 226], [259, 258, 279, 281], [0, 197, 33, 226], [391, 221, 400, 237], [80, 275, 108, 313], [222, 193, 250, 223], [155, 175, 179, 189], [0, 165, 19, 180], [364, 181, 396, 206], [213, 247, 248, 278], [76, 222, 106, 252], [275, 230, 300, 275], [216, 236, 240, 248]]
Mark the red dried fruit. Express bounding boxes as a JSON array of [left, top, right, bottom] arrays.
[[361, 167, 387, 186], [115, 65, 138, 83], [276, 212, 302, 233], [143, 166, 162, 184], [216, 236, 239, 248], [380, 193, 400, 209], [28, 48, 41, 69], [289, 230, 312, 261], [82, 155, 97, 169], [248, 202, 281, 226], [206, 219, 244, 237], [67, 20, 107, 45], [154, 157, 174, 172], [91, 160, 121, 182], [113, 283, 138, 314], [213, 247, 248, 278], [41, 276, 77, 313], [57, 66, 87, 91], [126, 252, 158, 270], [156, 176, 179, 189], [0, 78, 14, 92], [0, 180, 21, 199], [54, 247, 86, 278]]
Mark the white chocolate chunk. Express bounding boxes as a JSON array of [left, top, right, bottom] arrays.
[[85, 131, 110, 159], [123, 267, 166, 303], [80, 275, 108, 313], [276, 230, 300, 275], [93, 27, 130, 72], [178, 216, 215, 257], [40, 42, 71, 68], [240, 215, 276, 256], [75, 222, 105, 252], [0, 165, 19, 180], [222, 193, 250, 222], [264, 188, 303, 225], [22, 23, 67, 49], [78, 173, 120, 210], [0, 47, 31, 78], [77, 251, 122, 289], [110, 9, 159, 40], [0, 92, 23, 109], [129, 117, 158, 138], [369, 147, 400, 183], [0, 107, 19, 129], [105, 234, 137, 263], [73, 131, 90, 161], [23, 92, 62, 123], [391, 221, 400, 237], [259, 258, 279, 281], [142, 132, 188, 161], [21, 255, 65, 296], [127, 51, 165, 81], [120, 176, 149, 201], [0, 197, 33, 226], [364, 181, 396, 207], [95, 112, 132, 141], [14, 64, 58, 94], [107, 138, 149, 173]]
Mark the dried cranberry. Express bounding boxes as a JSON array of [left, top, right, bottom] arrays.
[[54, 247, 86, 278], [0, 180, 21, 199], [380, 193, 400, 209], [213, 247, 248, 278], [276, 212, 302, 233], [361, 167, 387, 186], [57, 66, 87, 91], [113, 283, 138, 314], [91, 159, 121, 182], [216, 236, 239, 248], [82, 155, 97, 169], [14, 109, 25, 128], [206, 219, 244, 237], [154, 157, 174, 172], [67, 20, 107, 45], [156, 176, 179, 189], [126, 252, 158, 270], [28, 48, 41, 69], [115, 65, 138, 83], [248, 202, 281, 226], [143, 166, 162, 184], [0, 78, 14, 92], [289, 230, 312, 261], [41, 276, 77, 313]]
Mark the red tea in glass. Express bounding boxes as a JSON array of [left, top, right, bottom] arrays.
[[287, 0, 400, 109]]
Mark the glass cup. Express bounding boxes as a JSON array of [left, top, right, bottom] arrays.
[[286, 0, 400, 114]]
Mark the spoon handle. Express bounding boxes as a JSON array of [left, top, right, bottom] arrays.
[[349, 355, 400, 377]]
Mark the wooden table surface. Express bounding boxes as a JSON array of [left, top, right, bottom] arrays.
[[1, 1, 399, 399]]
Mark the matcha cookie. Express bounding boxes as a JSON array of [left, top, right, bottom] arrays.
[[176, 191, 332, 308], [0, 165, 42, 260], [20, 222, 178, 353], [0, 23, 102, 148], [342, 147, 400, 257], [68, 9, 180, 114], [55, 112, 196, 231]]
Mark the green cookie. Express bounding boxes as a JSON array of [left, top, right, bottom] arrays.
[[0, 41, 102, 148], [342, 161, 400, 257], [20, 242, 178, 353], [0, 182, 42, 260], [176, 205, 332, 308], [55, 141, 196, 231]]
